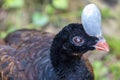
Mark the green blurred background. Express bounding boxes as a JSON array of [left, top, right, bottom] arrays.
[[0, 0, 120, 80]]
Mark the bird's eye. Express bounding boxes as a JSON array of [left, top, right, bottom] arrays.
[[73, 36, 84, 45]]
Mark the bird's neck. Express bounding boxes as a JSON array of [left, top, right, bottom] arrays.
[[50, 48, 94, 80], [51, 51, 79, 78], [50, 40, 84, 79], [51, 47, 82, 65], [50, 30, 93, 79]]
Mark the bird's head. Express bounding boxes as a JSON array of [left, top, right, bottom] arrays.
[[51, 4, 109, 57], [54, 23, 108, 56]]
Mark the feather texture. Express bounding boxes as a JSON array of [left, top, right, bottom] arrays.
[[0, 30, 57, 80]]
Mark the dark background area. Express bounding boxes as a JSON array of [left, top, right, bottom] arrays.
[[0, 0, 120, 80]]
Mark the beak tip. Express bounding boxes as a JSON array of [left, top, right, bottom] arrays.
[[95, 40, 109, 52], [105, 48, 109, 52]]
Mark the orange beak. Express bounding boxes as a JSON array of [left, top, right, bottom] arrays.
[[95, 39, 109, 52]]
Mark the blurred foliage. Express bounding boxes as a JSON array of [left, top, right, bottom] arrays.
[[52, 0, 68, 10], [45, 5, 55, 14], [106, 36, 120, 56], [3, 0, 24, 9], [110, 62, 120, 80], [93, 61, 108, 80], [0, 32, 7, 39], [32, 12, 49, 27], [0, 0, 120, 80], [101, 8, 112, 19]]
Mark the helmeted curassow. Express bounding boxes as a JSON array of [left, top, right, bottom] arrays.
[[0, 4, 109, 80]]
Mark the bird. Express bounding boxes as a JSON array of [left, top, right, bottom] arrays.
[[0, 4, 109, 80]]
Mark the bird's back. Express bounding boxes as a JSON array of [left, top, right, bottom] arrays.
[[5, 29, 53, 49], [0, 29, 57, 80]]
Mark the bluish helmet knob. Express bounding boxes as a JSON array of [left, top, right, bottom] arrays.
[[81, 4, 102, 37]]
